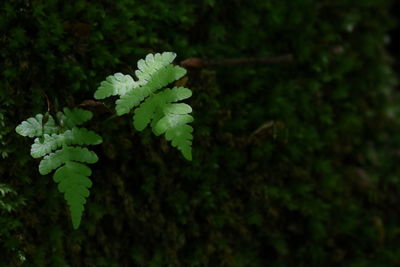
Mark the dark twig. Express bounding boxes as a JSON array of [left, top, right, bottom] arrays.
[[180, 54, 294, 69], [78, 99, 114, 113], [40, 90, 51, 113]]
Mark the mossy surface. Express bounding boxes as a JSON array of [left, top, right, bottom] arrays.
[[1, 0, 400, 266]]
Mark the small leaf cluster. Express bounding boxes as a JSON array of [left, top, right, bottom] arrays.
[[94, 52, 194, 160], [15, 108, 102, 229]]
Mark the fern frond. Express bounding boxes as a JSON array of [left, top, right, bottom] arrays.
[[31, 128, 102, 158], [130, 87, 194, 160], [135, 52, 176, 85], [115, 65, 186, 115], [96, 52, 193, 160], [94, 73, 139, 99], [163, 103, 192, 114], [133, 87, 192, 131], [15, 113, 59, 137], [39, 147, 98, 175], [162, 86, 193, 102], [54, 161, 92, 229], [57, 108, 93, 128], [16, 108, 101, 229], [154, 87, 194, 160], [133, 95, 159, 131], [154, 114, 194, 160]]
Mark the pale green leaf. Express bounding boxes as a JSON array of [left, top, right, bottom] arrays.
[[165, 124, 193, 160], [135, 52, 176, 85], [148, 65, 186, 89], [133, 95, 159, 131], [15, 114, 59, 137], [54, 161, 92, 229], [39, 147, 98, 175], [153, 113, 193, 160], [93, 52, 193, 160], [17, 107, 101, 229], [31, 127, 102, 158], [94, 73, 138, 99], [163, 103, 192, 114], [115, 65, 186, 115], [115, 86, 149, 115], [162, 87, 192, 102], [57, 108, 93, 128], [154, 114, 194, 135]]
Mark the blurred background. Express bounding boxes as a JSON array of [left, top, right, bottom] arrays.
[[1, 0, 400, 266]]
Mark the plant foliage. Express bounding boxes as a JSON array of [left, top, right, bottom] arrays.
[[94, 52, 193, 160], [15, 108, 102, 229]]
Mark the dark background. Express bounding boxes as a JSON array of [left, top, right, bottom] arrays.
[[1, 0, 400, 266], [389, 1, 400, 72]]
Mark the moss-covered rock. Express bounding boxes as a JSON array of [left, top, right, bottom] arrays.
[[1, 0, 399, 266]]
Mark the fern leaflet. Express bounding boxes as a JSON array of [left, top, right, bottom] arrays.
[[31, 128, 102, 158], [115, 65, 187, 115], [57, 107, 93, 128], [16, 114, 59, 137], [94, 52, 194, 160], [94, 52, 176, 100], [54, 161, 93, 229], [135, 52, 177, 85], [16, 108, 102, 229], [94, 73, 139, 99]]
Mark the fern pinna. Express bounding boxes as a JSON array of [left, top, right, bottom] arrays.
[[94, 52, 194, 160], [15, 108, 102, 229]]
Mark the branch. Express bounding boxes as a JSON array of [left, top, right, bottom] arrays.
[[180, 54, 294, 69]]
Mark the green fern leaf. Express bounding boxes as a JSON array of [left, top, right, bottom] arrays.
[[15, 113, 59, 137], [94, 73, 139, 99], [133, 87, 192, 131], [133, 95, 159, 131], [39, 147, 98, 175], [163, 103, 192, 114], [57, 108, 93, 128], [16, 108, 101, 228], [166, 124, 193, 160], [135, 52, 176, 85], [153, 114, 194, 133], [162, 86, 193, 102], [115, 65, 186, 115], [54, 161, 92, 229], [96, 52, 193, 160], [154, 114, 194, 160], [131, 87, 193, 160], [31, 127, 102, 158]]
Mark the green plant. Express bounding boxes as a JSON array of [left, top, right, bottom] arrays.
[[0, 183, 24, 213], [15, 108, 102, 229], [14, 52, 193, 230], [94, 52, 194, 160]]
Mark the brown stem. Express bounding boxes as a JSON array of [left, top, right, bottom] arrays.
[[180, 54, 294, 69], [40, 90, 51, 113], [78, 100, 114, 113]]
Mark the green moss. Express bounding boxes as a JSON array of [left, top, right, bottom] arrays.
[[1, 0, 399, 266]]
